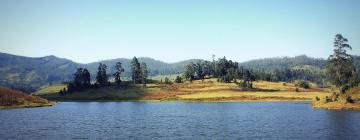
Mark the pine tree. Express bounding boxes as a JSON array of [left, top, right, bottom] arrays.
[[327, 34, 359, 94], [131, 57, 141, 84], [140, 63, 148, 87], [113, 62, 125, 85], [96, 63, 108, 86]]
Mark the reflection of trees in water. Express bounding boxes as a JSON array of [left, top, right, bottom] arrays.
[[325, 111, 359, 139]]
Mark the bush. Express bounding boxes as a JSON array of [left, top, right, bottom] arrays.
[[175, 76, 183, 83], [164, 77, 172, 84], [296, 81, 310, 89]]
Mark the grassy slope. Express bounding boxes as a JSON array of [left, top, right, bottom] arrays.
[[34, 84, 67, 95], [36, 79, 331, 102], [0, 87, 55, 109]]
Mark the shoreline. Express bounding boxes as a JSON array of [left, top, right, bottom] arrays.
[[0, 102, 56, 110], [312, 101, 360, 111], [45, 98, 312, 103]]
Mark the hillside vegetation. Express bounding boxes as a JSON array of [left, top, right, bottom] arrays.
[[36, 79, 330, 102], [0, 87, 55, 109], [0, 52, 200, 92], [2, 52, 359, 94]]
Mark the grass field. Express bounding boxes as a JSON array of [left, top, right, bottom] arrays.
[[34, 84, 67, 95], [35, 78, 332, 102]]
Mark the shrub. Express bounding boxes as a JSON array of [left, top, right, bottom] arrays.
[[175, 76, 183, 83], [164, 77, 172, 84], [297, 81, 310, 89]]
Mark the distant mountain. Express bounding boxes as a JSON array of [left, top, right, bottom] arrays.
[[0, 52, 202, 92], [85, 57, 202, 79], [239, 55, 360, 78], [0, 53, 80, 92], [239, 55, 327, 71]]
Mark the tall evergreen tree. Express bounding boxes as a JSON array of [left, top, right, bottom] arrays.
[[131, 57, 141, 84], [67, 67, 91, 92], [96, 63, 108, 86], [82, 68, 91, 87], [113, 62, 125, 85], [327, 34, 359, 94], [140, 63, 148, 86]]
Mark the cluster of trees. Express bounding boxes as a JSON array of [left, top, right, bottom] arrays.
[[251, 68, 325, 85], [183, 57, 256, 88], [131, 57, 148, 86], [61, 57, 148, 96], [182, 56, 329, 89]]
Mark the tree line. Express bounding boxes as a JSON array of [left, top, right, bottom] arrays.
[[182, 56, 327, 88], [60, 57, 148, 96]]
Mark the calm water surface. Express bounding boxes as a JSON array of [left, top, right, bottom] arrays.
[[1, 102, 360, 139]]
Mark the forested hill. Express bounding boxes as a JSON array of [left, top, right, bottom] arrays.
[[239, 55, 327, 71], [239, 55, 360, 77], [0, 53, 79, 92], [0, 52, 201, 92]]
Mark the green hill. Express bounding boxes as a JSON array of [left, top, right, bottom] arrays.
[[0, 52, 201, 92]]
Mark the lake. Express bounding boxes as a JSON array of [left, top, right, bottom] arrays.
[[1, 102, 360, 139]]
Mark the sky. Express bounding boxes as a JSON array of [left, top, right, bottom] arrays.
[[0, 0, 359, 63]]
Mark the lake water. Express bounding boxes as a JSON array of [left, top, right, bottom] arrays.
[[1, 102, 360, 140]]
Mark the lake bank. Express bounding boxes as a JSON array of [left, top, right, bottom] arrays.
[[36, 79, 331, 103], [0, 102, 56, 109], [312, 101, 360, 111]]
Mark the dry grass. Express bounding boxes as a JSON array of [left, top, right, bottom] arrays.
[[37, 78, 331, 102], [175, 79, 329, 101], [312, 101, 360, 110], [312, 86, 360, 110], [0, 87, 55, 109]]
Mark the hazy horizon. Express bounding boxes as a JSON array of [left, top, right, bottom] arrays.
[[1, 0, 360, 63]]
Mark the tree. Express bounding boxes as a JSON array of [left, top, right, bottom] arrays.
[[113, 62, 125, 85], [175, 76, 183, 83], [296, 80, 310, 89], [67, 68, 91, 92], [131, 57, 141, 84], [140, 63, 148, 87], [193, 62, 205, 80], [327, 34, 359, 94], [164, 77, 171, 84], [241, 69, 255, 88], [96, 63, 108, 86], [82, 69, 91, 87], [184, 64, 195, 81]]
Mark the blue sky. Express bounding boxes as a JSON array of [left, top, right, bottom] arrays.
[[0, 0, 359, 63]]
